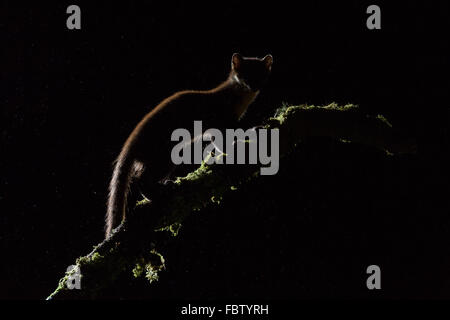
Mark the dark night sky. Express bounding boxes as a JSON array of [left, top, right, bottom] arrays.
[[1, 1, 449, 299]]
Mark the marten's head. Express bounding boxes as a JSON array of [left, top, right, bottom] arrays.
[[231, 53, 273, 92]]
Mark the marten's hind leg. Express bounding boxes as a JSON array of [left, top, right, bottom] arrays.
[[134, 161, 176, 202], [124, 160, 147, 210]]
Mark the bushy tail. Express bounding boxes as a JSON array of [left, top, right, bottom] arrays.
[[105, 146, 135, 238]]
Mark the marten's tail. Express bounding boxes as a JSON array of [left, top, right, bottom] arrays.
[[105, 145, 135, 238]]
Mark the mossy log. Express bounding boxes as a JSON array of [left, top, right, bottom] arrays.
[[46, 103, 416, 300]]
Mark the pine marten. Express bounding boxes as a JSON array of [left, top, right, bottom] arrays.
[[105, 53, 273, 238]]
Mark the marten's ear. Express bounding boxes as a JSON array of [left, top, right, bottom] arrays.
[[232, 53, 243, 70], [263, 54, 273, 71]]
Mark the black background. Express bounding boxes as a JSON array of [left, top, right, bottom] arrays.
[[1, 1, 449, 299]]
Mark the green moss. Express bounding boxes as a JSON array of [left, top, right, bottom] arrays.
[[132, 250, 166, 284], [136, 197, 150, 207], [211, 195, 222, 204], [132, 263, 144, 278], [273, 103, 293, 119], [46, 264, 83, 300], [376, 114, 392, 127], [46, 274, 70, 300], [145, 265, 160, 283], [145, 250, 165, 283], [182, 161, 213, 182], [322, 102, 358, 111], [156, 222, 182, 236], [76, 252, 104, 267], [273, 103, 359, 125]]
